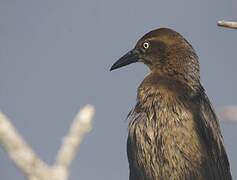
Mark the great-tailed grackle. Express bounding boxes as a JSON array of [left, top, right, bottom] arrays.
[[110, 28, 232, 180]]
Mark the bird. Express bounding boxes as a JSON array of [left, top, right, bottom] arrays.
[[110, 28, 232, 180]]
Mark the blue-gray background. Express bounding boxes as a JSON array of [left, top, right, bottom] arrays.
[[0, 0, 237, 179]]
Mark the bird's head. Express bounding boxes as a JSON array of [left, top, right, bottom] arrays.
[[110, 28, 200, 87]]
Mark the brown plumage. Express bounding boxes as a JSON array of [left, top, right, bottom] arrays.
[[110, 28, 232, 180]]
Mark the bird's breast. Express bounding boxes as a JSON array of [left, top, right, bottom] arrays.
[[127, 91, 205, 179]]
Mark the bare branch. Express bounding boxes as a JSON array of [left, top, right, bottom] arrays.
[[0, 113, 49, 177], [218, 105, 237, 122], [0, 104, 95, 180], [217, 20, 237, 29], [54, 105, 95, 174]]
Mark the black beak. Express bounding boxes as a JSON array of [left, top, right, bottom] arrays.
[[110, 49, 139, 71]]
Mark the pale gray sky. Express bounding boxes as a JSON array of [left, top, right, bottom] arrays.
[[0, 0, 237, 179]]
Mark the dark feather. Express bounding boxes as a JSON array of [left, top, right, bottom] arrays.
[[127, 79, 232, 180], [111, 28, 232, 180]]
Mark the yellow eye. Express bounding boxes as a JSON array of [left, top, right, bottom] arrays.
[[143, 42, 150, 49]]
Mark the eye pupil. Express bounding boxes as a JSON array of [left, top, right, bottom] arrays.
[[143, 42, 149, 49]]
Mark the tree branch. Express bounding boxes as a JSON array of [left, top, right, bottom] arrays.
[[217, 20, 237, 29], [218, 105, 237, 122], [0, 105, 95, 180], [0, 113, 49, 178], [54, 105, 94, 178]]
